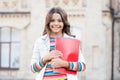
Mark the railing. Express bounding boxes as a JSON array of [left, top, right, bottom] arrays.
[[46, 0, 86, 9], [45, 0, 86, 17], [0, 0, 30, 12]]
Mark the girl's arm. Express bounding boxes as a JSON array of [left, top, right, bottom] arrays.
[[68, 51, 86, 72], [30, 39, 62, 73], [50, 50, 86, 72], [30, 39, 45, 73]]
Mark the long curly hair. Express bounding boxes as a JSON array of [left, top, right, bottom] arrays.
[[42, 7, 75, 37]]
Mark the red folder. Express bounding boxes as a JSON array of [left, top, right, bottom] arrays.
[[54, 37, 80, 74]]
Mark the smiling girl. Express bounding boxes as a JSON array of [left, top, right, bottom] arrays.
[[30, 7, 86, 80]]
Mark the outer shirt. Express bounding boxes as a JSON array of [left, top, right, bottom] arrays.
[[30, 33, 86, 80]]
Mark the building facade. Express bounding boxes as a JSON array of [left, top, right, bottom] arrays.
[[0, 0, 119, 80]]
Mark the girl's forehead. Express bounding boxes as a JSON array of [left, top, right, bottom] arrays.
[[51, 13, 62, 19]]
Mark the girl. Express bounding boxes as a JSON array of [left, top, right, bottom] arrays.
[[30, 7, 86, 80]]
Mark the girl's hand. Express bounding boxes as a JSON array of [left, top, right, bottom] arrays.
[[42, 50, 62, 64], [51, 58, 69, 68]]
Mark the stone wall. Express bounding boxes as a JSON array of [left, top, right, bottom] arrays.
[[0, 0, 113, 80]]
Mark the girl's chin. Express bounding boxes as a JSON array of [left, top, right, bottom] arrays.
[[52, 31, 62, 33], [52, 31, 60, 33]]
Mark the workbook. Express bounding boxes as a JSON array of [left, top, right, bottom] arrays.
[[54, 37, 80, 74]]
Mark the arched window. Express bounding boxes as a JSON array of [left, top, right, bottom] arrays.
[[0, 27, 20, 69]]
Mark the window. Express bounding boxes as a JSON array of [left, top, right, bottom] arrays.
[[70, 26, 82, 49], [0, 27, 20, 69]]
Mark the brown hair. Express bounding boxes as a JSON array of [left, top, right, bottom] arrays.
[[42, 7, 75, 37]]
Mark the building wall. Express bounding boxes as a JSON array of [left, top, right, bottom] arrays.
[[0, 13, 31, 79], [0, 0, 113, 80]]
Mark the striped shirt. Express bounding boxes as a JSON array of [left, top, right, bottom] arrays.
[[43, 37, 67, 80]]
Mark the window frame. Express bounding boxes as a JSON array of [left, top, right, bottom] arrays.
[[0, 27, 20, 70]]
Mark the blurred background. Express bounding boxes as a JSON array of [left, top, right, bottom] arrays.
[[0, 0, 120, 80]]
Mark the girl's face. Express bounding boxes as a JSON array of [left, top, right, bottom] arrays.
[[49, 13, 64, 36]]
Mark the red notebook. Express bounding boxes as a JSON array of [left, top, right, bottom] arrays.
[[54, 37, 80, 74]]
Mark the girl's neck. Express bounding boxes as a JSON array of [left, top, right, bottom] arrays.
[[49, 33, 63, 38]]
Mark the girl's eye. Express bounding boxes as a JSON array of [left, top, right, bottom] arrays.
[[50, 19, 63, 22], [50, 19, 55, 22], [58, 19, 62, 22]]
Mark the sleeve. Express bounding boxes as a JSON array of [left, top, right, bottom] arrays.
[[67, 50, 86, 72], [30, 39, 45, 73]]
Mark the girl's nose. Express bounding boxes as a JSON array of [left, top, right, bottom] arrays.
[[54, 21, 59, 25]]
